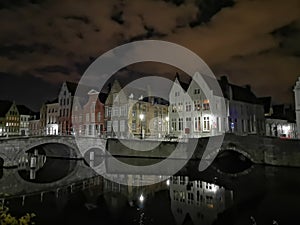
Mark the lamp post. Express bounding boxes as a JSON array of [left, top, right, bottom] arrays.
[[139, 113, 144, 139]]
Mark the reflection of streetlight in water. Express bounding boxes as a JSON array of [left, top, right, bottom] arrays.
[[139, 113, 144, 139]]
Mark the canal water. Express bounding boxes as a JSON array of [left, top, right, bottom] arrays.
[[1, 154, 300, 225]]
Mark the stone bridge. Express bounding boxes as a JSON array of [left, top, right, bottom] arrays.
[[0, 134, 300, 168], [220, 133, 300, 167], [0, 136, 106, 167]]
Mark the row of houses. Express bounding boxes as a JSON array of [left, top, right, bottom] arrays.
[[1, 74, 299, 139]]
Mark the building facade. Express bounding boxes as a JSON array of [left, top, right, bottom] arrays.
[[294, 77, 300, 139], [58, 82, 77, 135], [29, 117, 41, 136], [17, 105, 34, 136], [169, 74, 265, 138], [105, 80, 168, 139], [169, 73, 227, 138], [0, 101, 20, 137], [82, 89, 105, 136], [219, 76, 265, 135], [46, 101, 59, 135]]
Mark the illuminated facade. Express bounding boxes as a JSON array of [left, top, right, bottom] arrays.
[[169, 73, 227, 138], [169, 176, 233, 225], [46, 101, 59, 135], [105, 80, 168, 139], [169, 74, 266, 138], [0, 100, 20, 136], [294, 77, 300, 139], [17, 105, 34, 136]]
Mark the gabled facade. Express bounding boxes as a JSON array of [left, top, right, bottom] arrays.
[[169, 74, 265, 138], [46, 101, 59, 135], [82, 89, 105, 136], [169, 73, 227, 138], [0, 100, 20, 136], [58, 81, 77, 135], [104, 80, 168, 139], [17, 105, 35, 136]]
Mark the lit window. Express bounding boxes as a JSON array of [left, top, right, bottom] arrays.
[[203, 100, 210, 111], [203, 117, 210, 131]]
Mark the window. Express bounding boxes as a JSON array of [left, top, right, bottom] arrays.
[[175, 91, 180, 97], [178, 118, 183, 131], [121, 105, 127, 116], [203, 116, 210, 131], [186, 117, 192, 131], [203, 100, 210, 110], [113, 120, 118, 132], [107, 121, 112, 132], [171, 104, 177, 113], [194, 89, 200, 94], [194, 100, 201, 111], [171, 118, 177, 131], [113, 106, 119, 117], [97, 112, 101, 122], [178, 102, 183, 112], [194, 117, 201, 131], [86, 113, 90, 122], [185, 102, 191, 112], [120, 120, 125, 132], [90, 102, 95, 113]]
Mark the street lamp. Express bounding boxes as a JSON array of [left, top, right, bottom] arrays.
[[139, 113, 144, 139]]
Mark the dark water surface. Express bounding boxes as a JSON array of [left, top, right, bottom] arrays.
[[1, 155, 300, 225]]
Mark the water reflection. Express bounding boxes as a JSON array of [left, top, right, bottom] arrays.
[[99, 174, 232, 225], [170, 176, 233, 225], [18, 149, 46, 180], [18, 150, 77, 183]]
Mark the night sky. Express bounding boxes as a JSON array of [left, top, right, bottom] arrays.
[[0, 0, 299, 111]]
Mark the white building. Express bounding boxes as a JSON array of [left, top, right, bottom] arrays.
[[169, 176, 233, 225], [294, 77, 300, 139], [46, 100, 59, 135], [17, 105, 34, 136], [169, 74, 265, 138], [169, 73, 227, 138]]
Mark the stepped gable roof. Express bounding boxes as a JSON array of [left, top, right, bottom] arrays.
[[17, 105, 35, 115], [0, 100, 13, 117]]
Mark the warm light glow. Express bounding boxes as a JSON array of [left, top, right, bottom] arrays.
[[139, 113, 144, 121], [139, 194, 144, 202], [282, 125, 290, 133], [165, 116, 169, 122], [211, 184, 218, 193], [166, 179, 170, 186]]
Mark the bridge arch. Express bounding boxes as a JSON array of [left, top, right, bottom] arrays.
[[219, 142, 255, 163], [14, 137, 81, 163]]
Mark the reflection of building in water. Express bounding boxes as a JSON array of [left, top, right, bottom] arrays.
[[170, 176, 233, 225], [103, 174, 169, 205], [18, 149, 47, 180]]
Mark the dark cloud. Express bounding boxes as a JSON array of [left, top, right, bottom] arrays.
[[0, 0, 299, 109], [35, 65, 71, 75]]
